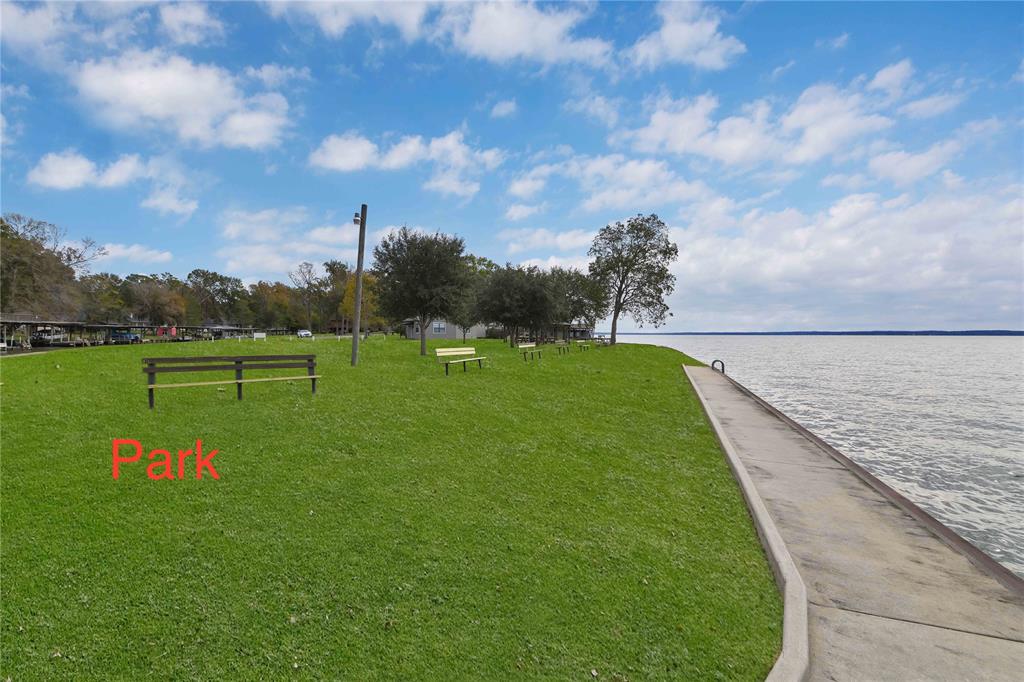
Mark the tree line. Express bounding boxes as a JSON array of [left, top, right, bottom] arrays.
[[2, 212, 678, 348], [1, 214, 382, 332]]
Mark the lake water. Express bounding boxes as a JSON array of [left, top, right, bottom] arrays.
[[624, 334, 1024, 577]]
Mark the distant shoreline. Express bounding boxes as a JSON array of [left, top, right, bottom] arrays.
[[613, 330, 1024, 336]]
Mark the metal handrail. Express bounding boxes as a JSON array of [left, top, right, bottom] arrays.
[[711, 359, 725, 373]]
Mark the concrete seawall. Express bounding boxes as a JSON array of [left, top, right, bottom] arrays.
[[684, 366, 1024, 681]]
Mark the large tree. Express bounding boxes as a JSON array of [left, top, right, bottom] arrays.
[[248, 281, 295, 329], [373, 227, 468, 355], [478, 264, 554, 346], [79, 273, 128, 323], [122, 275, 186, 324], [1, 213, 104, 316], [449, 254, 498, 342], [588, 214, 678, 344], [288, 261, 319, 331], [548, 266, 611, 336], [341, 272, 385, 332], [321, 260, 349, 330], [186, 269, 245, 324]]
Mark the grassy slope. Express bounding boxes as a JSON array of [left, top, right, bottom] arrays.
[[0, 337, 780, 680]]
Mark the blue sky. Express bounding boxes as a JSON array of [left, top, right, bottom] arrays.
[[2, 1, 1022, 331]]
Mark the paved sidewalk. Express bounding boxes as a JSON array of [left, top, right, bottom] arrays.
[[686, 366, 1024, 681]]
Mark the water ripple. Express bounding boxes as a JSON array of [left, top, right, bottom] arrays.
[[632, 335, 1024, 577]]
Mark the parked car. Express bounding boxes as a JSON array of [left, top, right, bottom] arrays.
[[297, 329, 313, 338], [110, 330, 141, 344]]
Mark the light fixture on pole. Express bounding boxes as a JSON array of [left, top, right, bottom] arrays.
[[350, 204, 368, 367]]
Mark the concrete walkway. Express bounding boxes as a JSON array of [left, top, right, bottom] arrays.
[[685, 366, 1024, 681]]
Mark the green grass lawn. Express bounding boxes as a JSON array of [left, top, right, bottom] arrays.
[[0, 337, 780, 680]]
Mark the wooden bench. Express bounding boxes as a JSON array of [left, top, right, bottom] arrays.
[[142, 354, 318, 409], [552, 340, 569, 355], [576, 340, 591, 351], [436, 347, 487, 375], [517, 342, 542, 361]]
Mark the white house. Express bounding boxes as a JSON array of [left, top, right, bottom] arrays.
[[401, 319, 489, 341]]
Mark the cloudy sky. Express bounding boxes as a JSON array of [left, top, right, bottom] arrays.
[[2, 1, 1022, 331]]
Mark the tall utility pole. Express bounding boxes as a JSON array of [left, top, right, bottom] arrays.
[[350, 203, 368, 366]]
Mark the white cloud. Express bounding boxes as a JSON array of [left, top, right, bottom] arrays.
[[307, 223, 360, 244], [0, 84, 30, 146], [508, 152, 712, 213], [75, 49, 291, 150], [668, 184, 1023, 329], [770, 59, 796, 81], [159, 3, 224, 45], [508, 163, 559, 199], [957, 116, 1004, 140], [617, 76, 900, 169], [629, 1, 746, 71], [309, 132, 380, 171], [217, 93, 289, 149], [309, 129, 503, 198], [214, 206, 369, 277], [821, 173, 871, 191], [437, 1, 611, 67], [26, 150, 197, 218], [1, 83, 30, 99], [28, 151, 197, 217], [244, 63, 313, 88], [898, 92, 965, 119], [0, 2, 152, 66], [941, 170, 965, 190], [868, 59, 914, 99], [139, 156, 198, 218], [816, 32, 849, 50], [520, 254, 592, 271], [564, 154, 709, 212], [498, 227, 594, 254], [95, 154, 147, 187], [869, 139, 961, 186], [27, 150, 106, 190], [217, 242, 357, 279], [679, 194, 741, 232], [141, 186, 198, 217], [490, 98, 518, 118], [97, 243, 173, 264], [267, 1, 429, 41], [220, 207, 308, 242], [378, 135, 428, 169], [781, 84, 892, 163], [504, 203, 545, 221], [617, 94, 782, 166], [0, 2, 77, 66], [564, 93, 621, 128]]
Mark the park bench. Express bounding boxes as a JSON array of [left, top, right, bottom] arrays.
[[517, 342, 542, 361], [576, 340, 591, 351], [520, 339, 544, 360], [142, 354, 318, 409], [552, 340, 570, 355], [436, 347, 487, 375]]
